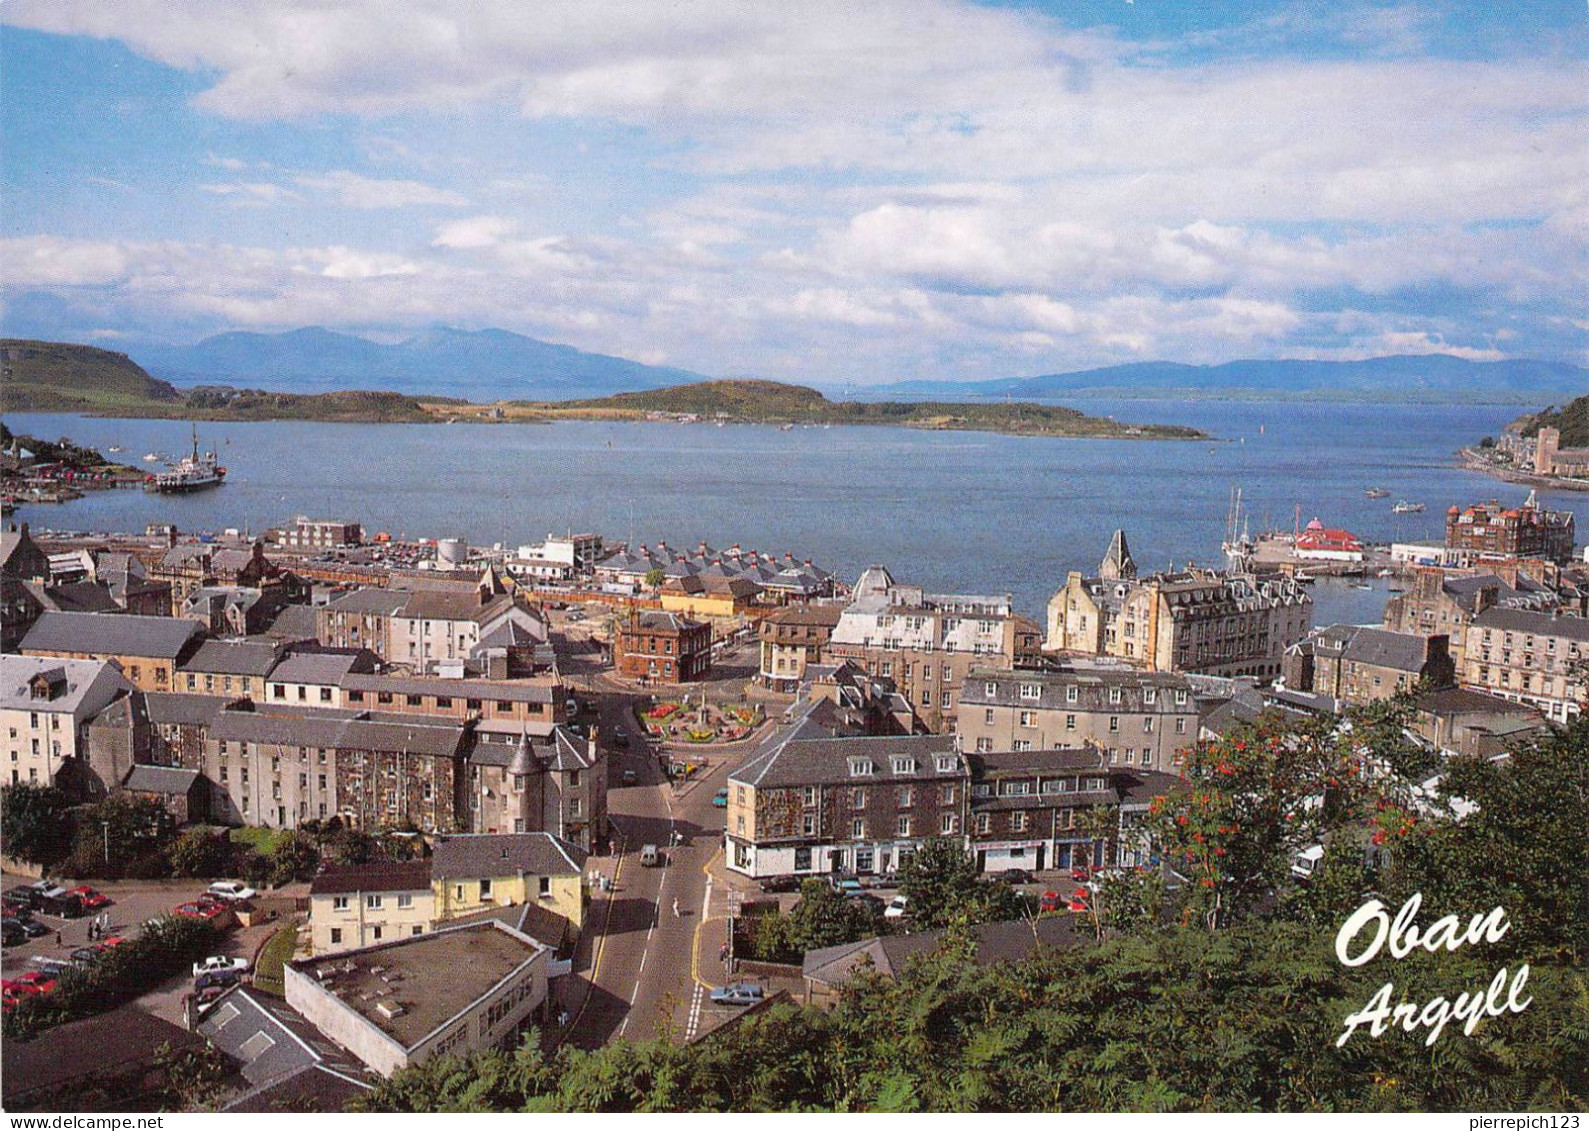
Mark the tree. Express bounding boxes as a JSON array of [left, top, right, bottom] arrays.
[[0, 782, 73, 866], [65, 793, 177, 879], [269, 831, 321, 886], [644, 567, 666, 591], [896, 837, 1024, 930], [1479, 435, 1496, 448], [754, 879, 881, 961], [168, 828, 232, 878]]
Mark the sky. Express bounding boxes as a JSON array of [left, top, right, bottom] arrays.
[[2, 1, 1586, 385]]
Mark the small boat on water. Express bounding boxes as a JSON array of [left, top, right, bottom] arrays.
[[1365, 487, 1390, 499], [142, 452, 162, 463], [1392, 501, 1426, 514], [107, 445, 124, 454], [1354, 582, 1373, 590]]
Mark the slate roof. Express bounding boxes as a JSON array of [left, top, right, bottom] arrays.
[[732, 726, 956, 789], [0, 655, 124, 713], [1339, 626, 1433, 672], [960, 666, 1193, 713], [629, 610, 706, 633], [20, 611, 203, 659], [1471, 607, 1589, 642], [198, 986, 370, 1112], [223, 1063, 372, 1113], [260, 603, 321, 641], [549, 726, 596, 771], [322, 588, 410, 616], [144, 691, 231, 726], [2, 1006, 208, 1110], [431, 831, 587, 879], [182, 639, 283, 676], [1416, 686, 1543, 718], [342, 673, 555, 702], [309, 861, 433, 896], [269, 649, 376, 684], [34, 580, 123, 614], [123, 764, 203, 794], [803, 916, 1085, 988]]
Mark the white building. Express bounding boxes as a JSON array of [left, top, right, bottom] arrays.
[[1, 655, 130, 787]]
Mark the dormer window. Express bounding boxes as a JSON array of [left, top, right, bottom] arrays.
[[848, 759, 874, 777], [1143, 687, 1156, 704], [984, 681, 998, 696], [1066, 686, 1079, 703], [935, 755, 956, 773], [1109, 686, 1122, 704], [1019, 684, 1041, 700], [891, 757, 916, 775]]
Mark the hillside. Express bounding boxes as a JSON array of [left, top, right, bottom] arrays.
[[540, 379, 1206, 438], [1514, 394, 1589, 448], [1, 339, 184, 413], [876, 355, 1589, 405], [130, 325, 706, 401]]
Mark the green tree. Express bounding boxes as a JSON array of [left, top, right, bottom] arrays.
[[168, 828, 232, 878], [755, 879, 882, 961], [896, 837, 1022, 930], [644, 567, 666, 590], [66, 793, 177, 878], [269, 831, 321, 886], [0, 782, 73, 866]]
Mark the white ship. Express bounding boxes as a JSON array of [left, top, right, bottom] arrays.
[[1391, 500, 1425, 514], [144, 426, 227, 494]]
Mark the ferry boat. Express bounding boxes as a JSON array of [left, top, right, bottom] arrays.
[[1391, 500, 1425, 514], [144, 426, 227, 494], [1365, 487, 1390, 499]]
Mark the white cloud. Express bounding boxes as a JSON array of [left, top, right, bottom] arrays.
[[292, 170, 468, 209], [200, 181, 301, 204], [432, 215, 519, 249], [0, 236, 130, 286]]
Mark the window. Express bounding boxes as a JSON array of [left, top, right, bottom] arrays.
[[330, 928, 343, 944], [941, 691, 951, 708], [975, 737, 994, 752], [897, 815, 912, 836], [372, 926, 383, 941], [975, 813, 992, 834], [936, 755, 956, 773], [1109, 686, 1122, 703], [849, 759, 874, 777], [1176, 717, 1188, 734], [803, 785, 818, 805], [320, 687, 333, 703], [1065, 713, 1076, 730], [802, 814, 816, 835], [1066, 686, 1079, 703], [941, 814, 957, 834], [892, 757, 916, 774], [1019, 710, 1036, 728], [794, 847, 812, 871], [1109, 716, 1120, 732], [1013, 811, 1029, 833], [984, 708, 995, 725], [539, 876, 552, 896], [1143, 717, 1155, 733], [984, 681, 998, 696], [853, 788, 867, 808], [332, 896, 349, 911], [1143, 686, 1156, 704], [366, 895, 383, 909], [479, 879, 493, 899], [1012, 739, 1031, 751], [412, 926, 423, 936], [1019, 683, 1041, 700], [851, 818, 865, 838]]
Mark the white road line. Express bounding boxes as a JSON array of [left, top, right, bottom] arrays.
[[637, 950, 647, 974]]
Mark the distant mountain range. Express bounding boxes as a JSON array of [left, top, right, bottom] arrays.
[[871, 356, 1589, 404], [129, 326, 706, 401]]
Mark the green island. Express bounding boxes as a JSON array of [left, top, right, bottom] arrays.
[[2, 339, 1207, 440]]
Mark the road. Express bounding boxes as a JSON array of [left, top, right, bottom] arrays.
[[564, 686, 767, 1047]]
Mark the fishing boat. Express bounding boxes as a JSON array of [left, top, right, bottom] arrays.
[[1391, 501, 1426, 514], [143, 425, 227, 494], [1365, 487, 1390, 499]]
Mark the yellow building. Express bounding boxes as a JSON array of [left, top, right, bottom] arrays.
[[20, 611, 204, 693], [430, 832, 587, 929], [659, 575, 760, 629]]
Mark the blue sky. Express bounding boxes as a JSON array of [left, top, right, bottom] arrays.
[[2, 1, 1585, 384]]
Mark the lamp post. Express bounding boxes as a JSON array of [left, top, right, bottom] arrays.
[[101, 820, 111, 866]]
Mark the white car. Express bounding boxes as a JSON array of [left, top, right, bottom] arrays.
[[193, 955, 250, 978], [206, 881, 257, 903], [883, 895, 909, 919]]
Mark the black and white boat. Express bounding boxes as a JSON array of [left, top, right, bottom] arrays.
[[144, 426, 227, 493]]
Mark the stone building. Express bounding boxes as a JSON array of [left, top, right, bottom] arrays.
[[1444, 494, 1576, 564], [822, 566, 1020, 734], [1382, 568, 1560, 670], [20, 611, 204, 692], [1461, 607, 1588, 722], [1534, 426, 1589, 478], [1284, 625, 1455, 705], [1, 655, 130, 789], [955, 663, 1197, 772], [308, 861, 436, 955], [758, 604, 844, 691], [466, 728, 606, 853], [1045, 531, 1312, 679]]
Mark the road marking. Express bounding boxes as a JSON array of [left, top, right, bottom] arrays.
[[685, 983, 704, 1041]]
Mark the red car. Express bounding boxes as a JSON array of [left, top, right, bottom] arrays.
[[12, 971, 57, 995], [175, 902, 228, 922], [1068, 888, 1092, 913], [70, 886, 110, 910], [1039, 890, 1064, 913], [96, 935, 124, 951], [1070, 867, 1091, 883]]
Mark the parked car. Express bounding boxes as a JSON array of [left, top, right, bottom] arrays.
[[69, 886, 111, 910], [17, 917, 48, 938], [832, 878, 865, 896], [621, 768, 638, 785], [29, 956, 75, 976], [710, 982, 765, 1006], [1070, 867, 1091, 883], [1290, 844, 1325, 880], [712, 788, 729, 808], [174, 901, 231, 923], [195, 968, 245, 993], [1067, 888, 1092, 913], [3, 887, 40, 912], [758, 875, 801, 894], [612, 727, 629, 747], [206, 881, 257, 903], [13, 970, 57, 995], [1002, 869, 1033, 885], [883, 895, 910, 919], [850, 893, 885, 914], [70, 947, 103, 965], [37, 889, 85, 918], [1, 919, 26, 948], [639, 844, 663, 867], [1039, 890, 1064, 913], [193, 955, 251, 979]]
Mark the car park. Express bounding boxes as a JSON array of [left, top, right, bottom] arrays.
[[710, 982, 765, 1006], [883, 895, 910, 919], [206, 881, 257, 903], [712, 788, 729, 808], [193, 955, 250, 979]]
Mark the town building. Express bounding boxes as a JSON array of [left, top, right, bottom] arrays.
[[1294, 519, 1365, 562], [1412, 687, 1547, 760], [758, 604, 844, 691], [430, 832, 587, 928], [725, 715, 964, 880], [308, 861, 436, 954], [822, 565, 1021, 734], [280, 517, 364, 550], [1534, 426, 1589, 479], [342, 673, 564, 739], [283, 920, 551, 1078], [1460, 607, 1588, 721], [2, 524, 51, 652], [149, 539, 304, 617], [19, 611, 204, 692], [613, 610, 713, 682], [802, 661, 920, 736], [177, 638, 285, 701], [467, 729, 606, 853], [194, 986, 372, 1112], [658, 573, 762, 628], [1045, 530, 1312, 679], [1283, 625, 1456, 705], [317, 589, 410, 656], [1383, 568, 1562, 670], [1, 655, 130, 788], [515, 532, 604, 574], [1444, 493, 1576, 564], [955, 664, 1197, 772]]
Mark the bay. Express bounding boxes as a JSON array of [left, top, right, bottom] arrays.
[[7, 400, 1579, 628]]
